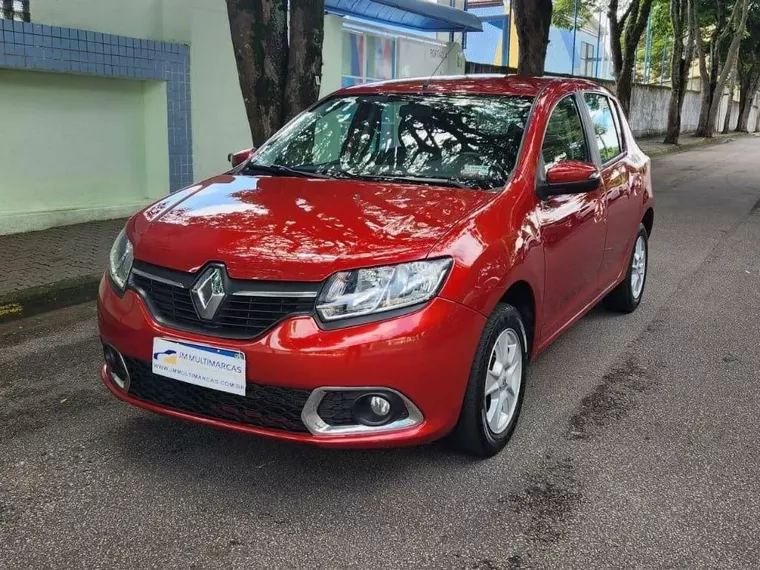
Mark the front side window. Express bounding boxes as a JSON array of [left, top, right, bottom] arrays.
[[542, 96, 590, 170], [250, 94, 535, 190], [584, 93, 623, 163]]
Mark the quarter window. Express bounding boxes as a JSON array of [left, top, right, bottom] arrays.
[[542, 96, 590, 170], [584, 93, 623, 163]]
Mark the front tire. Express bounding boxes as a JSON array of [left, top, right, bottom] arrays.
[[447, 304, 528, 457], [604, 224, 649, 313]]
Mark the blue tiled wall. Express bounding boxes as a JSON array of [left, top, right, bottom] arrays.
[[0, 19, 192, 191]]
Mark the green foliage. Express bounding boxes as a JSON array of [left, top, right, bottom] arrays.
[[552, 0, 595, 29], [633, 0, 673, 83]]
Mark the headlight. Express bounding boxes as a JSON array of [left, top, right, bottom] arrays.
[[108, 228, 134, 291], [316, 258, 452, 322]]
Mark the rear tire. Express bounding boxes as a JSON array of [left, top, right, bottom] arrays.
[[604, 224, 649, 313], [447, 304, 528, 457]]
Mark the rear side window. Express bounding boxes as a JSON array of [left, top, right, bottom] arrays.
[[542, 96, 590, 169], [583, 93, 623, 163]]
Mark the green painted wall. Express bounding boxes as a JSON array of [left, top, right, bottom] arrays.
[[0, 69, 168, 233], [32, 0, 252, 181], [0, 0, 251, 234], [321, 15, 343, 98]]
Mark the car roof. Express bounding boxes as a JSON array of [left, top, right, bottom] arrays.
[[334, 74, 607, 99]]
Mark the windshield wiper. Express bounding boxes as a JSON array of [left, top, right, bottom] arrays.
[[243, 163, 332, 179], [334, 172, 472, 189]]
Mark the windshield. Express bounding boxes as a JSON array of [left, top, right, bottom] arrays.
[[247, 94, 534, 190]]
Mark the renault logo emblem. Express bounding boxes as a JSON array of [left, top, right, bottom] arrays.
[[191, 266, 225, 320]]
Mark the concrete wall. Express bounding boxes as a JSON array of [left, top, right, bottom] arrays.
[[621, 82, 704, 137], [619, 82, 757, 138]]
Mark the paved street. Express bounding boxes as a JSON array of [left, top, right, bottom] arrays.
[[1, 137, 759, 569]]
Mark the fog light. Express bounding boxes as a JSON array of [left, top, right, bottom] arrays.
[[103, 343, 130, 391], [370, 396, 391, 417], [352, 392, 403, 427]]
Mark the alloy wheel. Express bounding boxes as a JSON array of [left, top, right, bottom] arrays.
[[484, 329, 523, 434], [631, 235, 647, 300]]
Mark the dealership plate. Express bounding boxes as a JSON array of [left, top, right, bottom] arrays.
[[151, 338, 247, 396]]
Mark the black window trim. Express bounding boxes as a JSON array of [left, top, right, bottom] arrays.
[[536, 91, 595, 183], [581, 90, 627, 167]]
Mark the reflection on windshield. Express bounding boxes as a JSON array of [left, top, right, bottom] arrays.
[[247, 94, 534, 190]]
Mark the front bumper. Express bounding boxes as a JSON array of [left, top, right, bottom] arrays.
[[98, 275, 486, 448]]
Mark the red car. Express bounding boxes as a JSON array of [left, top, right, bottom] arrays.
[[99, 76, 653, 456]]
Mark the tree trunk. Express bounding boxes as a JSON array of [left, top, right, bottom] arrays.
[[514, 0, 552, 76], [705, 0, 750, 137], [664, 0, 695, 145], [608, 0, 625, 82], [226, 0, 288, 147], [722, 65, 737, 134], [283, 0, 325, 122], [736, 73, 760, 132], [693, 20, 712, 137], [608, 0, 653, 117], [617, 65, 635, 119]]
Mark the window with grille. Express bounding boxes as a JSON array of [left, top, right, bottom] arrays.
[[580, 41, 595, 77], [0, 0, 30, 22]]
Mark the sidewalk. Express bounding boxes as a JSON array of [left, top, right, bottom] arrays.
[[637, 131, 752, 157], [0, 218, 125, 322]]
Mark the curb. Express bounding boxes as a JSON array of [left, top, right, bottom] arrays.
[[0, 274, 102, 326], [641, 132, 751, 158]]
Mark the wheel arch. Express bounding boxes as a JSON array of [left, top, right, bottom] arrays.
[[498, 280, 536, 358], [642, 207, 654, 237]]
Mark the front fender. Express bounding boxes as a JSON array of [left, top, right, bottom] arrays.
[[433, 187, 545, 322]]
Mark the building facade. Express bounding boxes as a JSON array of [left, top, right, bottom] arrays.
[[464, 0, 613, 79]]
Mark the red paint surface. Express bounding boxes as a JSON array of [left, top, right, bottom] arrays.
[[545, 160, 599, 185], [99, 76, 654, 447]]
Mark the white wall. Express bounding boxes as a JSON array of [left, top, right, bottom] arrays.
[[595, 78, 757, 137]]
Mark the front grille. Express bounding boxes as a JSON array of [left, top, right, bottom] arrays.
[[130, 263, 317, 340], [131, 271, 198, 326], [124, 357, 311, 432]]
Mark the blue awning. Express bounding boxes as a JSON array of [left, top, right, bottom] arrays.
[[481, 15, 509, 32], [325, 0, 483, 32]]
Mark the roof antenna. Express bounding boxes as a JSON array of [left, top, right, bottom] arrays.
[[421, 29, 461, 92]]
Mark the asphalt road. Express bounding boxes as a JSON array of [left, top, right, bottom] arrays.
[[2, 137, 760, 569]]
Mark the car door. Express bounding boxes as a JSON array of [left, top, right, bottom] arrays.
[[581, 92, 635, 288], [538, 94, 607, 339]]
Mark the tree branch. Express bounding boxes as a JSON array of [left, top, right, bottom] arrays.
[[619, 1, 635, 30], [717, 0, 742, 45]]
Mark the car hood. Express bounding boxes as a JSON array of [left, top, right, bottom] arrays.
[[130, 175, 492, 281]]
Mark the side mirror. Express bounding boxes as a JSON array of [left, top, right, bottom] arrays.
[[537, 161, 601, 199], [228, 147, 255, 168]]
